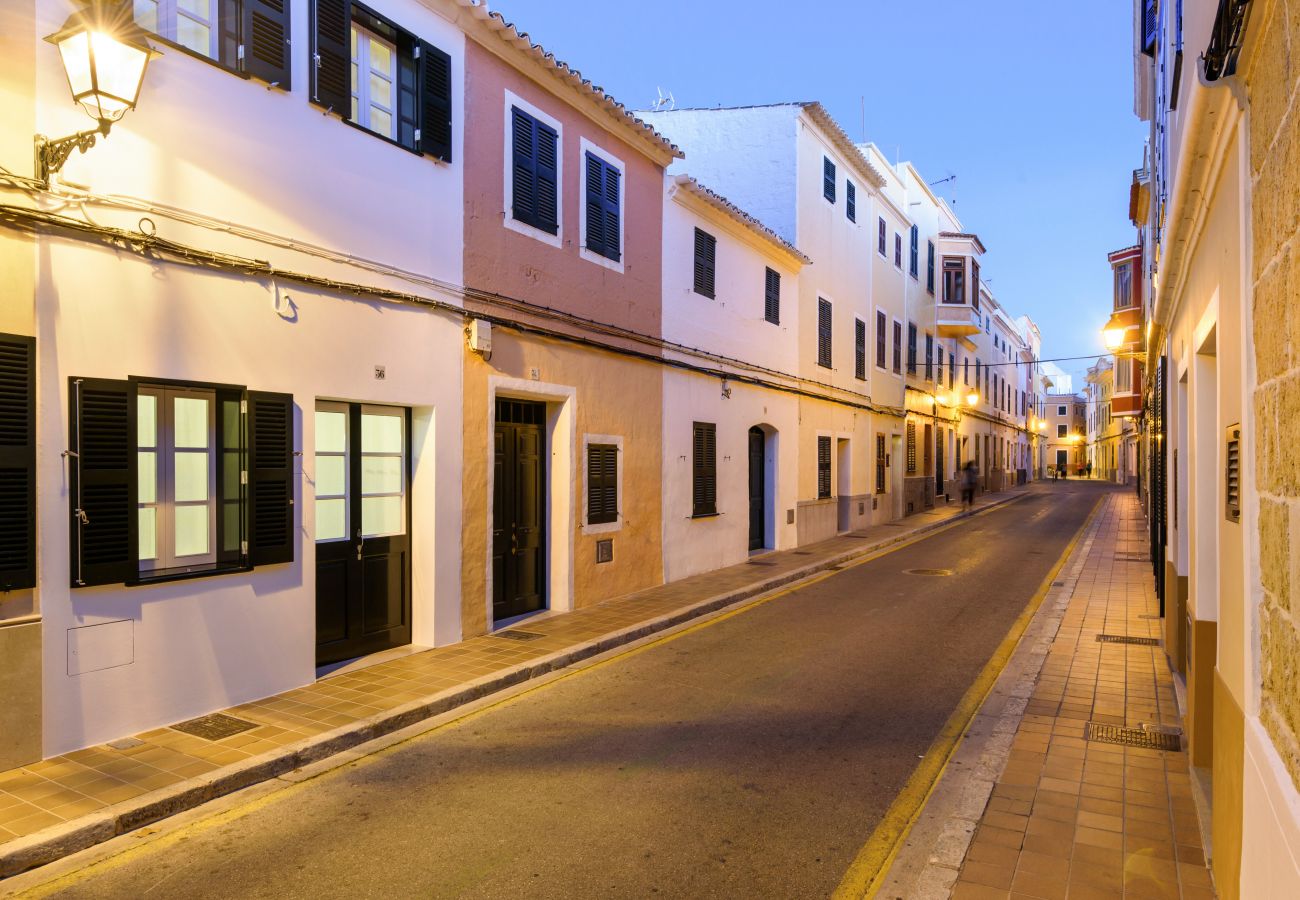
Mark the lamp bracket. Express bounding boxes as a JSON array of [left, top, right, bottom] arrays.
[[35, 120, 112, 188]]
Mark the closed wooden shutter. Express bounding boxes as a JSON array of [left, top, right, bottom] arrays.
[[846, 181, 855, 221], [1142, 0, 1159, 52], [855, 319, 866, 380], [925, 334, 934, 380], [511, 108, 558, 234], [823, 157, 835, 202], [906, 424, 917, 474], [764, 267, 780, 324], [248, 391, 294, 566], [419, 41, 453, 161], [242, 0, 292, 88], [907, 323, 917, 373], [584, 152, 621, 261], [69, 378, 136, 587], [910, 225, 919, 276], [692, 423, 716, 516], [878, 218, 886, 255], [927, 241, 935, 293], [587, 444, 618, 525], [892, 321, 902, 373], [876, 311, 886, 369], [949, 352, 955, 389], [310, 0, 350, 113], [875, 434, 886, 494], [693, 228, 716, 298], [818, 299, 832, 368], [817, 436, 831, 499], [0, 335, 35, 591]]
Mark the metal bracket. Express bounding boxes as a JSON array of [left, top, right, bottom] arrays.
[[34, 120, 112, 188]]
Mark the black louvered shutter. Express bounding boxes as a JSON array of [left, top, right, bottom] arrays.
[[855, 319, 866, 380], [248, 391, 294, 566], [418, 41, 452, 161], [817, 436, 831, 499], [535, 120, 559, 233], [818, 299, 832, 368], [512, 109, 558, 234], [823, 157, 835, 202], [587, 444, 618, 525], [876, 312, 886, 369], [692, 423, 716, 517], [585, 153, 620, 262], [693, 228, 716, 298], [846, 181, 856, 221], [69, 378, 136, 587], [310, 0, 350, 114], [242, 0, 291, 88], [0, 335, 35, 591], [764, 267, 780, 324]]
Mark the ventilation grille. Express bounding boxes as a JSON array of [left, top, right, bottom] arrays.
[[1096, 634, 1160, 646], [1085, 721, 1181, 751], [1225, 425, 1241, 522]]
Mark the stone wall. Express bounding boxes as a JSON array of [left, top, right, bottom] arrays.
[[1249, 0, 1300, 792]]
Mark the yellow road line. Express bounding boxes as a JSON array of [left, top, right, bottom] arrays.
[[13, 496, 1027, 897], [831, 495, 1102, 900]]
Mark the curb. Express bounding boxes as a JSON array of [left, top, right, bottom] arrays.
[[0, 490, 1030, 880]]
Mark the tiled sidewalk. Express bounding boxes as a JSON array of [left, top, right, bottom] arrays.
[[0, 487, 1024, 875], [951, 493, 1213, 899]]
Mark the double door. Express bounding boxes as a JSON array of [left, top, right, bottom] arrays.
[[493, 400, 546, 623], [314, 402, 411, 666]]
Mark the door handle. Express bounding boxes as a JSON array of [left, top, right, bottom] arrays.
[[510, 530, 519, 556], [356, 528, 364, 561]]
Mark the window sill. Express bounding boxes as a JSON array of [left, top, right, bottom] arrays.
[[337, 117, 427, 160], [579, 245, 624, 274], [689, 512, 721, 520], [129, 562, 252, 588], [504, 213, 563, 249]]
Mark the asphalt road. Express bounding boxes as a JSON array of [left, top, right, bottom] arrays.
[[28, 483, 1108, 900]]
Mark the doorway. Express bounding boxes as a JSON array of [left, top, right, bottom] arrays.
[[493, 399, 547, 623], [836, 438, 852, 532], [748, 426, 765, 551], [314, 402, 412, 667]]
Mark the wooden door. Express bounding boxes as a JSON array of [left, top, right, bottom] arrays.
[[748, 427, 765, 551], [315, 403, 411, 667], [493, 400, 547, 622]]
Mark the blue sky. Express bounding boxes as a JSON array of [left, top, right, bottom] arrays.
[[493, 0, 1146, 390]]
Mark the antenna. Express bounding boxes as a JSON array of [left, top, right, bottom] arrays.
[[652, 87, 675, 112], [928, 173, 957, 205]]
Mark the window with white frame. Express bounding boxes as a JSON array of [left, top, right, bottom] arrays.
[[360, 406, 406, 537], [314, 404, 350, 542], [1058, 424, 1068, 438], [1116, 358, 1133, 393], [350, 23, 397, 139], [133, 0, 220, 61], [1058, 405, 1067, 416], [138, 386, 217, 572]]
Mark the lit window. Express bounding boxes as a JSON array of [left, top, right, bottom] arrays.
[[138, 386, 217, 572], [134, 0, 219, 60], [350, 24, 397, 139]]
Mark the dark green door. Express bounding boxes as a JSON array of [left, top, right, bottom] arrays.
[[493, 400, 546, 622], [314, 403, 411, 667], [748, 427, 765, 551]]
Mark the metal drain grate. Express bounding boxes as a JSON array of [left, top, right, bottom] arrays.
[[1085, 722, 1182, 751], [1115, 552, 1152, 562], [496, 630, 545, 641], [171, 713, 258, 741], [1096, 634, 1160, 646], [903, 568, 954, 577]]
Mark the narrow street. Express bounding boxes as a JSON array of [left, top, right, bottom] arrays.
[[25, 484, 1109, 899]]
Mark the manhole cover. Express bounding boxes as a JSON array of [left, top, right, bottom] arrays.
[[171, 713, 258, 741], [903, 568, 954, 577], [1085, 721, 1181, 751], [1096, 634, 1160, 646], [497, 630, 545, 641]]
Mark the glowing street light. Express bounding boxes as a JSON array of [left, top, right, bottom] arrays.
[[1102, 313, 1128, 351]]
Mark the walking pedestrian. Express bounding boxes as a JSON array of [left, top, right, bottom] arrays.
[[1086, 460, 1093, 479], [961, 460, 978, 508]]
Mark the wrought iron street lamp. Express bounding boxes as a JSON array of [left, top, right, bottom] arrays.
[[37, 1, 157, 186]]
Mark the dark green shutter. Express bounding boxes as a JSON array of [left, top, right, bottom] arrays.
[[247, 391, 294, 566], [511, 109, 558, 234], [585, 153, 620, 262], [242, 0, 292, 89], [764, 267, 780, 324], [818, 299, 832, 368], [310, 0, 351, 114], [587, 444, 618, 525], [693, 228, 716, 298], [418, 41, 452, 161], [817, 436, 831, 499], [846, 180, 855, 221], [855, 319, 866, 380], [69, 378, 136, 587], [876, 311, 886, 369], [692, 423, 716, 516], [0, 334, 35, 591]]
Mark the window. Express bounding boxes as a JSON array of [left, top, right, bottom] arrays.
[[906, 423, 917, 474], [692, 422, 717, 517], [1058, 405, 1067, 416], [510, 106, 560, 235], [817, 436, 832, 499], [586, 443, 618, 525], [926, 241, 936, 294], [1114, 263, 1134, 309], [878, 218, 887, 256], [971, 260, 981, 309], [764, 267, 781, 324], [975, 359, 982, 389], [312, 3, 452, 158], [909, 225, 919, 278], [948, 352, 955, 389], [817, 298, 833, 368], [907, 323, 918, 374], [824, 157, 836, 202], [876, 311, 887, 369], [1116, 357, 1133, 393], [846, 180, 856, 222], [894, 234, 903, 268], [70, 379, 292, 587], [964, 358, 969, 385], [583, 150, 622, 262], [875, 434, 887, 494], [0, 334, 35, 591], [1058, 424, 1068, 438], [314, 403, 406, 544], [924, 334, 934, 380], [942, 257, 965, 304], [855, 319, 866, 380], [135, 0, 291, 87], [693, 228, 717, 298], [892, 321, 902, 374]]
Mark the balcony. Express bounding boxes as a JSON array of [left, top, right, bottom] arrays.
[[936, 302, 981, 339]]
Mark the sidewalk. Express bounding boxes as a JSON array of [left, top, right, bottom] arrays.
[[0, 486, 1026, 879], [934, 492, 1212, 899]]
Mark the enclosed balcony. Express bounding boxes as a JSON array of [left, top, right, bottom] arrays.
[[936, 251, 981, 339]]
